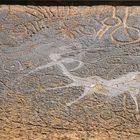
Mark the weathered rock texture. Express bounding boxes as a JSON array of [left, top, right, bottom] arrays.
[[0, 5, 140, 140]]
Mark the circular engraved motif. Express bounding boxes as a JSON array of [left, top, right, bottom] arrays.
[[104, 17, 121, 26]]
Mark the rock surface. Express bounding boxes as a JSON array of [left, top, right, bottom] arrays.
[[0, 5, 140, 140]]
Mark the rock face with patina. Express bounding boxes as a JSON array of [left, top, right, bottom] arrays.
[[0, 5, 140, 140]]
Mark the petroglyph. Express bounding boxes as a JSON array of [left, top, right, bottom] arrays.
[[15, 52, 140, 113], [111, 7, 140, 44], [1, 5, 140, 140], [96, 7, 121, 39]]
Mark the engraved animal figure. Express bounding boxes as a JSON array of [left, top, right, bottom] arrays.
[[16, 52, 140, 113]]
